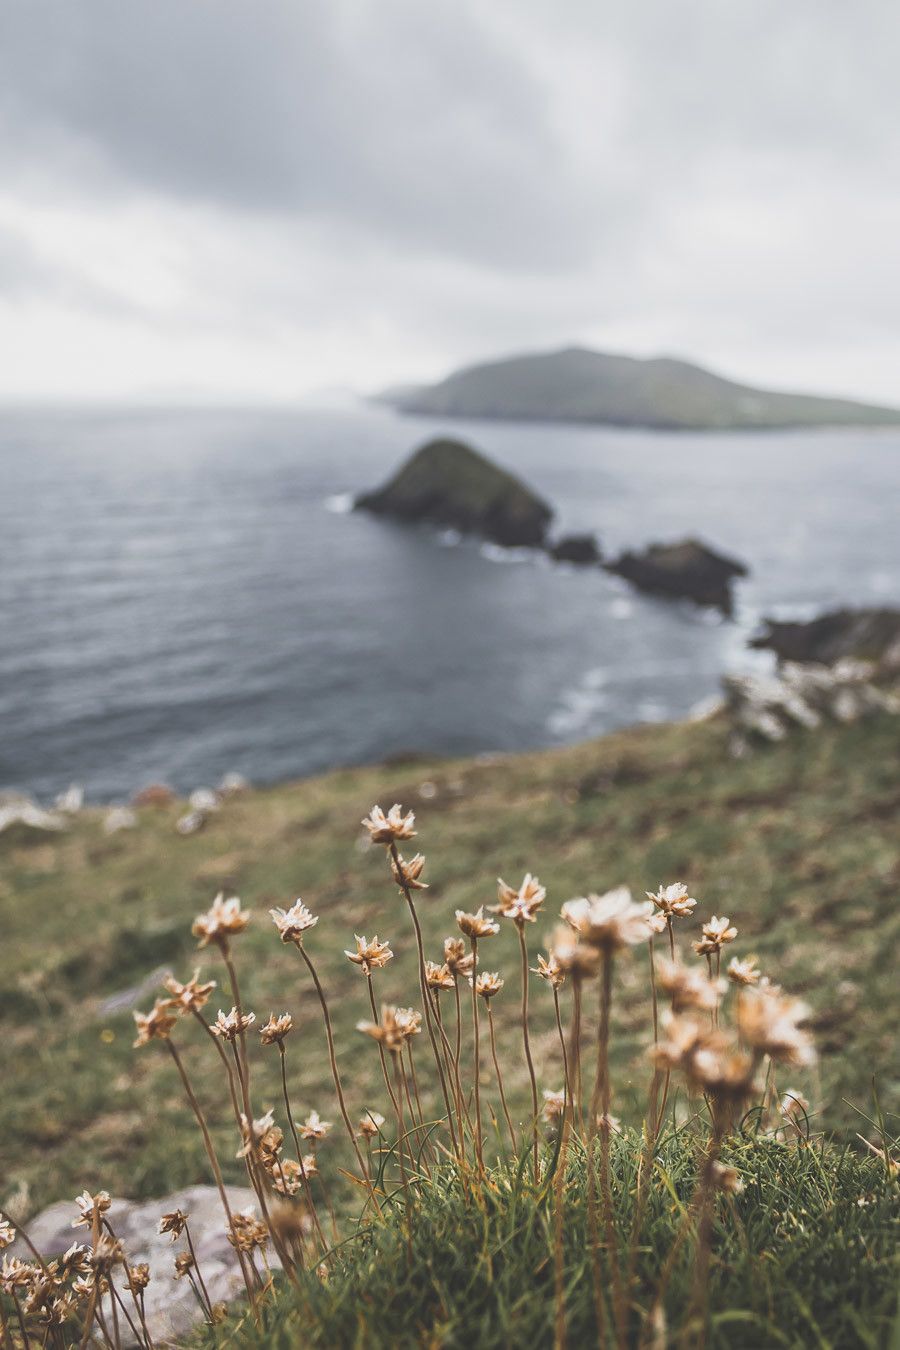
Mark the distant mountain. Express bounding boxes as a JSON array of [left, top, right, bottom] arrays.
[[379, 346, 900, 431]]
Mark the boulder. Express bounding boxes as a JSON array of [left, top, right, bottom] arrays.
[[749, 607, 900, 669], [355, 438, 553, 548], [605, 537, 748, 612], [548, 533, 602, 564]]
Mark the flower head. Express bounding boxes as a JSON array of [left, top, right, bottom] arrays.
[[473, 971, 504, 1000], [228, 1211, 269, 1253], [133, 999, 178, 1047], [693, 916, 738, 957], [357, 1005, 410, 1053], [173, 1251, 194, 1279], [455, 907, 499, 940], [164, 969, 216, 1013], [300, 1110, 332, 1142], [443, 937, 474, 978], [727, 956, 760, 987], [561, 888, 651, 952], [542, 1089, 566, 1122], [425, 960, 455, 991], [260, 1012, 294, 1045], [128, 1263, 151, 1292], [646, 882, 698, 920], [72, 1191, 111, 1229], [0, 1219, 14, 1250], [656, 958, 725, 1013], [736, 988, 815, 1067], [211, 1007, 256, 1041], [362, 804, 416, 845], [493, 873, 546, 924], [652, 1014, 757, 1114], [548, 924, 601, 979], [270, 899, 318, 946], [358, 1110, 386, 1140], [531, 952, 566, 990], [390, 852, 428, 891], [192, 893, 250, 949], [344, 934, 394, 975], [158, 1210, 188, 1241]]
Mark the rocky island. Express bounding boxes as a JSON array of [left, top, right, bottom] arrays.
[[750, 607, 900, 668], [355, 437, 553, 547], [605, 538, 748, 612]]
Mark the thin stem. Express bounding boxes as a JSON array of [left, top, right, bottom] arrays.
[[517, 922, 540, 1181], [184, 1222, 214, 1320], [367, 977, 401, 1117], [487, 1002, 517, 1152], [406, 1039, 436, 1170], [571, 976, 585, 1134], [278, 1045, 329, 1255], [597, 954, 626, 1346], [392, 1053, 413, 1261], [470, 938, 484, 1171]]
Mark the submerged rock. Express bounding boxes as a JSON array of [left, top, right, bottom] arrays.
[[750, 607, 900, 668], [548, 533, 602, 564], [355, 437, 553, 548], [605, 537, 748, 612]]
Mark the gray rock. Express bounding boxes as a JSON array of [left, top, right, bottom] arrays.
[[606, 537, 748, 613], [723, 659, 899, 747], [749, 607, 900, 668]]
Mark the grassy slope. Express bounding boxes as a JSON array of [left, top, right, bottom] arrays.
[[1, 712, 898, 1217]]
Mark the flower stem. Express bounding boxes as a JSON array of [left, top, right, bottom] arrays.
[[517, 922, 540, 1182]]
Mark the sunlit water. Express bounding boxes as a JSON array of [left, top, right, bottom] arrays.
[[1, 401, 897, 802]]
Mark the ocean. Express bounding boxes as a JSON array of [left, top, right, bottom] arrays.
[[1, 401, 897, 803]]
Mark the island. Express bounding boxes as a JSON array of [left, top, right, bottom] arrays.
[[355, 437, 553, 548], [750, 607, 900, 667], [605, 538, 749, 612]]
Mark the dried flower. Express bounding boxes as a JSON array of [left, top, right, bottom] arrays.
[[358, 1005, 408, 1053], [455, 906, 499, 939], [361, 804, 416, 844], [211, 1007, 256, 1041], [128, 1263, 151, 1291], [72, 1191, 111, 1229], [473, 971, 504, 1000], [192, 893, 250, 948], [548, 923, 601, 978], [164, 969, 216, 1012], [394, 1007, 422, 1039], [727, 956, 760, 986], [542, 1089, 566, 1122], [531, 952, 566, 989], [270, 899, 318, 946], [711, 1162, 744, 1194], [425, 960, 455, 990], [653, 1014, 757, 1113], [493, 873, 546, 924], [779, 1089, 810, 1120], [358, 1111, 386, 1139], [344, 934, 394, 974], [173, 1251, 194, 1279], [260, 1012, 294, 1045], [228, 1211, 268, 1253], [390, 851, 428, 891], [736, 988, 815, 1067], [58, 1244, 91, 1278], [158, 1209, 188, 1241], [0, 1219, 14, 1250], [656, 957, 725, 1012], [693, 915, 738, 957], [561, 888, 651, 951], [90, 1235, 124, 1274], [646, 882, 698, 919], [133, 999, 178, 1047], [238, 1109, 282, 1160], [647, 911, 669, 935], [443, 937, 474, 978], [300, 1110, 333, 1142]]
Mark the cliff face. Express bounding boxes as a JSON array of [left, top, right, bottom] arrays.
[[355, 438, 553, 547]]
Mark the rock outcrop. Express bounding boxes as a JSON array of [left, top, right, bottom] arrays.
[[750, 607, 900, 669], [724, 659, 899, 750], [355, 438, 553, 548], [605, 537, 748, 612], [548, 533, 602, 564]]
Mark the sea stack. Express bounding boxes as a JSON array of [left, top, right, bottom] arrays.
[[606, 538, 748, 612], [355, 438, 553, 548]]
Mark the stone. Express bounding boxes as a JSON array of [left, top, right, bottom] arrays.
[[723, 659, 899, 747], [548, 533, 602, 564], [605, 537, 748, 612], [749, 607, 900, 668]]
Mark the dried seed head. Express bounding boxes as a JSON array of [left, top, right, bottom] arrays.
[[473, 971, 504, 1000], [238, 1109, 282, 1160], [692, 915, 738, 956], [260, 1012, 294, 1045], [357, 1004, 408, 1054], [425, 960, 455, 991], [300, 1110, 332, 1141], [173, 1251, 194, 1279], [493, 873, 546, 925], [267, 1157, 308, 1195], [727, 956, 760, 987], [656, 957, 725, 1012], [361, 803, 416, 845], [736, 988, 815, 1067], [652, 1014, 757, 1112], [561, 888, 652, 952], [228, 1210, 269, 1253], [394, 1006, 422, 1039], [164, 969, 216, 1012], [390, 851, 428, 891], [455, 906, 500, 940], [443, 937, 474, 978], [542, 1089, 566, 1122], [548, 924, 601, 979], [270, 899, 318, 946], [58, 1244, 91, 1278], [192, 893, 250, 949], [531, 953, 566, 990], [711, 1162, 744, 1194], [647, 911, 669, 935], [158, 1210, 188, 1241], [0, 1219, 14, 1250], [358, 1111, 386, 1139], [646, 882, 698, 919], [344, 934, 394, 974], [72, 1191, 111, 1229], [211, 1007, 256, 1041], [90, 1235, 124, 1274], [128, 1263, 151, 1291], [133, 998, 179, 1048]]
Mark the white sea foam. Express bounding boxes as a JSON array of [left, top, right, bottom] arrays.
[[610, 597, 633, 619], [547, 667, 609, 736], [479, 543, 536, 565], [324, 493, 354, 514]]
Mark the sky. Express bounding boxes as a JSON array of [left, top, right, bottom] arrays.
[[1, 0, 898, 406]]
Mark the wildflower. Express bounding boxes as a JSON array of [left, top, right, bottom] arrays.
[[361, 804, 416, 845], [133, 998, 179, 1047], [358, 1111, 386, 1139], [425, 960, 455, 991], [653, 1014, 757, 1113], [542, 1089, 566, 1122], [390, 851, 428, 891], [736, 988, 815, 1067], [647, 911, 669, 935], [300, 1110, 332, 1142], [656, 957, 725, 1012], [455, 906, 499, 939], [270, 899, 318, 946], [128, 1263, 151, 1291], [711, 1162, 744, 1194], [173, 1251, 194, 1279], [344, 934, 394, 974], [692, 915, 738, 957], [192, 893, 250, 948], [647, 882, 698, 919], [394, 1007, 423, 1039], [493, 873, 546, 925], [227, 1211, 268, 1253], [158, 1210, 188, 1241], [443, 937, 474, 979], [260, 1012, 294, 1045], [238, 1109, 282, 1160], [727, 956, 760, 987], [58, 1244, 91, 1278], [548, 923, 601, 978], [561, 888, 652, 951], [358, 1005, 407, 1053], [269, 1157, 313, 1195], [0, 1218, 14, 1249], [72, 1190, 111, 1229], [164, 969, 216, 1012], [473, 971, 504, 1000], [90, 1235, 124, 1274], [211, 1007, 256, 1041], [532, 952, 566, 989]]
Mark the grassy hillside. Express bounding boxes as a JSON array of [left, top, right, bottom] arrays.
[[1, 711, 898, 1219], [385, 346, 900, 430]]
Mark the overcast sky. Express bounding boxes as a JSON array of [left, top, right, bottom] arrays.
[[1, 0, 898, 405]]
